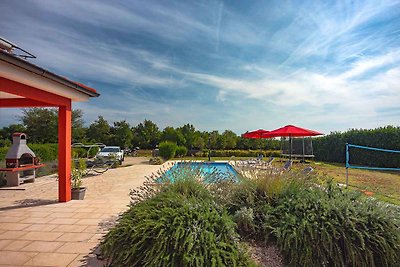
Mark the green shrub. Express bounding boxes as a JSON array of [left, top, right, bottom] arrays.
[[130, 161, 237, 204], [72, 146, 100, 159], [101, 179, 254, 267], [71, 158, 87, 189], [28, 143, 58, 162], [0, 147, 8, 161], [0, 139, 11, 148], [221, 168, 400, 267], [262, 182, 400, 267], [0, 143, 59, 162], [226, 170, 400, 267], [159, 141, 177, 160], [175, 146, 188, 157], [149, 156, 163, 165], [233, 207, 255, 235]]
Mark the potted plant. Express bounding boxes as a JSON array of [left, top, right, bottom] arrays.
[[71, 158, 87, 200]]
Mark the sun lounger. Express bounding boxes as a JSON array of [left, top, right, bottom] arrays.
[[302, 166, 313, 175], [282, 160, 293, 171]]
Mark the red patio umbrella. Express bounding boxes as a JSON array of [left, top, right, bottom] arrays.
[[262, 125, 323, 159], [242, 129, 270, 156], [242, 129, 270, 139]]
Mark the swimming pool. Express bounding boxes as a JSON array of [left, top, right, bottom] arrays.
[[163, 162, 239, 183]]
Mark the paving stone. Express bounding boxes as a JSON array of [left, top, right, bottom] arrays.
[[0, 230, 28, 239], [0, 222, 31, 231], [19, 231, 63, 241], [51, 224, 88, 233], [67, 253, 105, 267], [0, 239, 14, 250], [80, 225, 102, 234], [19, 217, 54, 224], [48, 218, 79, 225], [21, 241, 65, 252], [0, 216, 26, 223], [23, 224, 58, 232], [56, 242, 97, 254], [56, 232, 94, 242], [0, 251, 37, 265], [47, 212, 76, 218], [23, 252, 78, 266], [71, 212, 104, 219], [75, 218, 102, 225], [5, 240, 32, 251], [23, 211, 52, 218]]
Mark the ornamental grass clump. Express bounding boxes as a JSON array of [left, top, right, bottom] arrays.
[[129, 161, 237, 204], [262, 181, 400, 267], [101, 177, 254, 267], [224, 168, 400, 267]]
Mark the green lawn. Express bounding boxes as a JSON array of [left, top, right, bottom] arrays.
[[310, 161, 400, 205]]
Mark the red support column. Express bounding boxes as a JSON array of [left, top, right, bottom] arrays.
[[58, 101, 72, 202]]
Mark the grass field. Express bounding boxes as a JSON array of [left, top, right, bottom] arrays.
[[178, 156, 400, 205], [310, 161, 400, 205]]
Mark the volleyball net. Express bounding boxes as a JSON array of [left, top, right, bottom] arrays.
[[345, 143, 400, 186]]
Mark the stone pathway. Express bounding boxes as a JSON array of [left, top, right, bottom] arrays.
[[0, 157, 161, 266]]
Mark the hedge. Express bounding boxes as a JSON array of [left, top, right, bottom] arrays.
[[313, 126, 400, 167], [0, 143, 59, 162], [199, 149, 281, 158], [0, 143, 103, 163]]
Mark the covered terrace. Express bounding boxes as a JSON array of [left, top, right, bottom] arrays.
[[0, 50, 99, 202]]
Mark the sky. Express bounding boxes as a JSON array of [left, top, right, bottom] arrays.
[[1, 0, 399, 135]]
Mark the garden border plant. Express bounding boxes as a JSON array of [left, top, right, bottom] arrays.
[[101, 162, 255, 267], [100, 162, 400, 267]]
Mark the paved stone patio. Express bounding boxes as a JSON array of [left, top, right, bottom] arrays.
[[0, 157, 161, 266]]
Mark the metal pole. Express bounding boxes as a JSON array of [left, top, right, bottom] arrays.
[[208, 137, 211, 162], [302, 137, 305, 163], [345, 143, 349, 187], [290, 136, 292, 159]]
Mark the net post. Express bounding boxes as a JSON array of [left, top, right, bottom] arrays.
[[345, 143, 349, 187]]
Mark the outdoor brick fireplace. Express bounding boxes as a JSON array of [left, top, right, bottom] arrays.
[[2, 132, 42, 186]]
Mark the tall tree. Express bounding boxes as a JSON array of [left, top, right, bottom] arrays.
[[21, 108, 58, 143], [72, 109, 86, 143], [178, 124, 196, 149], [87, 116, 111, 144], [161, 126, 185, 145], [0, 124, 26, 147], [222, 130, 238, 149], [132, 119, 160, 149], [19, 108, 86, 144], [209, 131, 219, 149], [110, 120, 133, 148]]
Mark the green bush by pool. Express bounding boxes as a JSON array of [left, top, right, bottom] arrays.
[[100, 163, 400, 267]]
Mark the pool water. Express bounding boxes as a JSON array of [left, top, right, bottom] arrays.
[[163, 162, 239, 183]]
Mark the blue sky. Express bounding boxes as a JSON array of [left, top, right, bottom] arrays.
[[1, 0, 399, 135]]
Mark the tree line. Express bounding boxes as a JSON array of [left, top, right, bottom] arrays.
[[0, 108, 280, 151]]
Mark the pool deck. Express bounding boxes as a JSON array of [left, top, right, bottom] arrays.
[[0, 157, 161, 267]]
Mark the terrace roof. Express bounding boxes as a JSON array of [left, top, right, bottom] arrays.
[[0, 50, 99, 102]]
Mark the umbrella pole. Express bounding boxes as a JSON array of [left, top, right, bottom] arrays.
[[302, 137, 305, 163], [290, 136, 292, 160]]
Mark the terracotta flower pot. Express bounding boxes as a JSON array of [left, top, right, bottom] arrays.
[[71, 187, 86, 200]]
